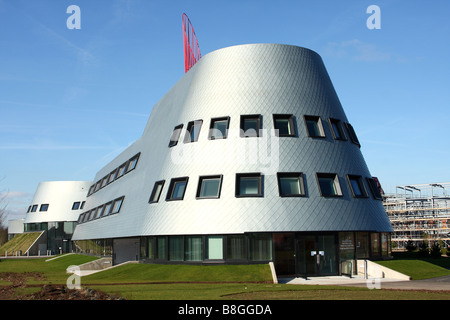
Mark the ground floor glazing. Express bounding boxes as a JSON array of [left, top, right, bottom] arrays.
[[74, 231, 391, 277]]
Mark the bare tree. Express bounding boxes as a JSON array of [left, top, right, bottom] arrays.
[[0, 178, 9, 246]]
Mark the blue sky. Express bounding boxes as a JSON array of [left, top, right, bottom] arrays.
[[1, 0, 449, 222]]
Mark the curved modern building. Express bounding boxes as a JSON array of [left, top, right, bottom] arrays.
[[24, 181, 91, 254], [71, 44, 392, 276]]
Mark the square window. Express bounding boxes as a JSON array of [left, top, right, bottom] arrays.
[[345, 122, 360, 147], [168, 124, 183, 147], [277, 172, 305, 197], [72, 202, 80, 210], [316, 173, 342, 197], [149, 180, 165, 203], [209, 117, 230, 140], [196, 175, 223, 199], [304, 115, 325, 138], [366, 178, 383, 200], [39, 204, 49, 212], [236, 173, 263, 197], [166, 177, 189, 201], [329, 118, 346, 140], [273, 114, 296, 137], [184, 120, 203, 143], [347, 175, 368, 198], [240, 114, 262, 137]]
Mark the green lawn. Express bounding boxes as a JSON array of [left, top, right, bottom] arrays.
[[1, 254, 449, 300], [376, 252, 450, 280]]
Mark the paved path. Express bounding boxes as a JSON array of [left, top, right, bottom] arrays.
[[279, 275, 450, 291]]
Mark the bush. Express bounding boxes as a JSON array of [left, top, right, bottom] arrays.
[[430, 242, 442, 258], [418, 241, 429, 257], [405, 240, 416, 252]]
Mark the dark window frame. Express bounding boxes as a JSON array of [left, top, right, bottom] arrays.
[[196, 175, 223, 199], [366, 177, 383, 200], [316, 172, 343, 197], [277, 172, 306, 197], [72, 202, 81, 210], [345, 122, 361, 147], [347, 174, 369, 198], [235, 173, 263, 198], [328, 118, 347, 141], [184, 120, 203, 143], [209, 117, 230, 140], [304, 115, 325, 138], [168, 124, 184, 147], [39, 204, 49, 212], [166, 177, 189, 201], [240, 114, 262, 138], [149, 180, 165, 203], [273, 114, 297, 137]]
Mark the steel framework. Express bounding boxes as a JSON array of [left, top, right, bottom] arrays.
[[383, 182, 450, 250], [182, 13, 201, 73]]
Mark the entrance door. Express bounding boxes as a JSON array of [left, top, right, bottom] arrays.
[[296, 234, 337, 277]]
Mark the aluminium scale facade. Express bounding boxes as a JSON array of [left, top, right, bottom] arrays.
[[69, 44, 392, 276]]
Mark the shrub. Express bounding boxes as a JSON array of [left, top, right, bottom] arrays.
[[418, 241, 429, 257], [430, 242, 442, 258], [405, 240, 416, 252]]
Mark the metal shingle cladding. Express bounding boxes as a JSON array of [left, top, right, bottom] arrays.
[[71, 44, 392, 241]]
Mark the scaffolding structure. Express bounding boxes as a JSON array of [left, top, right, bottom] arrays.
[[383, 182, 450, 250]]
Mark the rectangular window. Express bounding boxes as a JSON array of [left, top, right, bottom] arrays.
[[240, 114, 262, 137], [209, 117, 230, 140], [169, 236, 184, 261], [72, 202, 81, 210], [157, 237, 167, 260], [184, 120, 203, 143], [227, 235, 247, 260], [329, 118, 346, 140], [206, 236, 223, 260], [186, 236, 203, 261], [80, 201, 85, 210], [31, 205, 38, 212], [116, 163, 127, 179], [304, 115, 325, 138], [273, 114, 296, 137], [316, 173, 342, 197], [88, 185, 95, 196], [366, 177, 383, 200], [149, 180, 165, 203], [102, 202, 113, 217], [107, 169, 117, 184], [236, 173, 263, 197], [126, 153, 140, 172], [277, 172, 305, 197], [249, 233, 272, 261], [345, 122, 360, 147], [166, 177, 189, 201], [168, 124, 183, 147], [111, 197, 124, 214], [39, 204, 49, 212], [347, 175, 368, 198], [196, 175, 222, 199]]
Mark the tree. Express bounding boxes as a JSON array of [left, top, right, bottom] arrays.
[[0, 191, 8, 246]]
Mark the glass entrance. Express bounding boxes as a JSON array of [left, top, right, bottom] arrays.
[[296, 234, 337, 277]]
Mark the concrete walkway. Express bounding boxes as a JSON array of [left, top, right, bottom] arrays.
[[279, 275, 450, 291]]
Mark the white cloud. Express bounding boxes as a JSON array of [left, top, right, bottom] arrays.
[[324, 39, 390, 62]]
